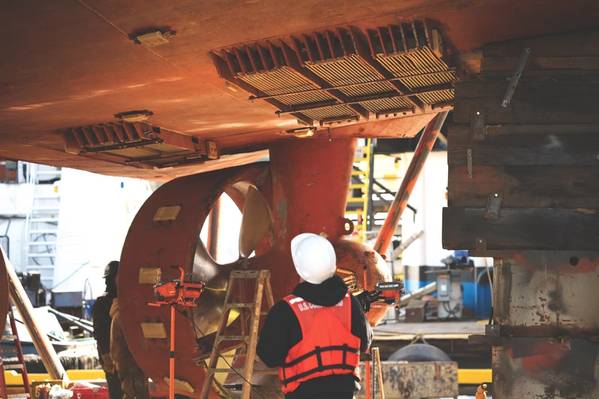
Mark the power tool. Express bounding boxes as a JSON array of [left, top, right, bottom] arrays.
[[147, 267, 205, 399], [357, 281, 404, 312]]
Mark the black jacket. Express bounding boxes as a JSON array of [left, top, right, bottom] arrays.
[[257, 275, 372, 399], [92, 294, 114, 356]]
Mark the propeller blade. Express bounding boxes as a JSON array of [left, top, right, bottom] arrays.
[[239, 185, 273, 258], [191, 240, 240, 337]]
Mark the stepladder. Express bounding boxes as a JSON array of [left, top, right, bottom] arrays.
[[199, 269, 275, 399], [0, 305, 32, 398]]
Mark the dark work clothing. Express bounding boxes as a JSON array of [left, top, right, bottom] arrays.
[[105, 371, 124, 399], [285, 375, 357, 399], [257, 275, 372, 399], [93, 294, 123, 399], [305, 392, 354, 399], [92, 295, 114, 355]]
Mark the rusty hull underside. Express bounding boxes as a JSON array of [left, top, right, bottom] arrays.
[[1, 0, 599, 179]]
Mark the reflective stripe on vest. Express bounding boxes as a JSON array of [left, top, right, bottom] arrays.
[[279, 293, 360, 394]]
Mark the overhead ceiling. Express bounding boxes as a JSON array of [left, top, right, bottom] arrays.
[[1, 0, 598, 179]]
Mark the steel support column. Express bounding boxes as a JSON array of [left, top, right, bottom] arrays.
[[366, 139, 376, 232], [491, 251, 599, 398]]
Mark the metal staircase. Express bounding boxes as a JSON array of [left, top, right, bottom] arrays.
[[346, 139, 374, 241], [23, 164, 62, 288], [345, 140, 416, 245]]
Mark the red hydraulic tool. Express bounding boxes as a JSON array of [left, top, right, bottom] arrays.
[[148, 267, 205, 399], [357, 281, 405, 312]]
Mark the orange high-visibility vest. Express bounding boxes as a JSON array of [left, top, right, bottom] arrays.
[[279, 293, 360, 394]]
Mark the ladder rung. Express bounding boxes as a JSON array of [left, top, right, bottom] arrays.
[[208, 368, 277, 375], [217, 336, 249, 342], [26, 253, 55, 258], [35, 170, 62, 175], [230, 272, 259, 279], [29, 231, 57, 236], [207, 368, 243, 374], [200, 269, 274, 399], [225, 303, 253, 309], [230, 270, 266, 279], [3, 364, 26, 370], [349, 184, 367, 189], [28, 241, 57, 246], [347, 198, 366, 203], [29, 218, 58, 223], [253, 369, 278, 375]]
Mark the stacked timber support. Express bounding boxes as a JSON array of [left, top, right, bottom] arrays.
[[444, 30, 599, 398]]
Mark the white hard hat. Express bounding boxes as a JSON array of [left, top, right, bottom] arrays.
[[290, 233, 337, 284]]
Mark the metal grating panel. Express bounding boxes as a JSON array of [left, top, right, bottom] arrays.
[[63, 122, 217, 169], [239, 68, 360, 121], [367, 22, 455, 108], [304, 53, 415, 115], [239, 67, 335, 106], [214, 42, 361, 123], [306, 55, 393, 96], [375, 47, 455, 106], [67, 122, 156, 149], [211, 20, 455, 124], [301, 104, 358, 123]]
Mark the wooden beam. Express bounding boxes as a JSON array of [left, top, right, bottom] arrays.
[[455, 79, 599, 99], [448, 131, 599, 166], [448, 123, 599, 139], [482, 30, 599, 58], [0, 259, 7, 334], [448, 165, 599, 208], [1, 248, 66, 380], [482, 56, 599, 75], [443, 207, 599, 251], [453, 79, 599, 124]]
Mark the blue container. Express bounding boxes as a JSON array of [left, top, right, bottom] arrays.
[[469, 268, 492, 319]]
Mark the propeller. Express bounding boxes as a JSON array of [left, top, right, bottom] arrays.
[[187, 180, 276, 337], [238, 184, 274, 258], [118, 135, 414, 397]]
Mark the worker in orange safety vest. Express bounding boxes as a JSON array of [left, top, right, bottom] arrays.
[[257, 233, 372, 399]]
